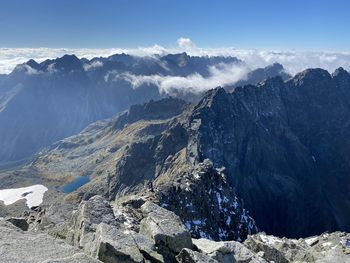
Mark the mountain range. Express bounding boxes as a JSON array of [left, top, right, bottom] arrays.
[[1, 65, 350, 238], [0, 53, 289, 167], [1, 53, 350, 262]]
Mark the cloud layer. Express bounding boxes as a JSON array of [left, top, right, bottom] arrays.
[[1, 38, 350, 75], [120, 63, 249, 94]]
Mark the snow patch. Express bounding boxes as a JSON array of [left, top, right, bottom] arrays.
[[0, 184, 48, 208]]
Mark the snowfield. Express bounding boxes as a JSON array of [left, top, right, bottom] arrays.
[[0, 184, 48, 208]]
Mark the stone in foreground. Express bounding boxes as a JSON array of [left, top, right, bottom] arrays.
[[193, 238, 267, 263], [140, 201, 193, 253], [176, 248, 218, 263], [0, 219, 99, 263]]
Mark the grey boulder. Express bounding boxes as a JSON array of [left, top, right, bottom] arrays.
[[0, 219, 99, 263], [90, 223, 145, 263], [66, 195, 116, 248], [193, 238, 267, 263], [244, 232, 350, 263], [176, 248, 218, 263], [90, 223, 164, 263], [140, 201, 193, 253]]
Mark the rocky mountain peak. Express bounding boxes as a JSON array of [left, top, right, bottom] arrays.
[[266, 62, 284, 71], [25, 59, 41, 70], [53, 54, 83, 72], [107, 53, 138, 65], [162, 52, 190, 68], [292, 68, 332, 85], [332, 67, 350, 85], [333, 66, 349, 76], [232, 63, 291, 89], [196, 87, 230, 110]]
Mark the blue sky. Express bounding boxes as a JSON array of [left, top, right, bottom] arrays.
[[0, 0, 349, 51]]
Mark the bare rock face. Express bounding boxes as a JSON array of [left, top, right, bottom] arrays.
[[6, 217, 29, 231], [140, 201, 193, 254], [89, 223, 165, 263], [2, 192, 350, 263], [0, 219, 100, 263], [41, 253, 101, 263], [155, 157, 257, 241], [244, 232, 350, 263], [66, 195, 117, 248], [90, 223, 149, 263], [176, 248, 218, 263], [187, 68, 350, 237], [192, 238, 267, 263], [61, 196, 167, 263]]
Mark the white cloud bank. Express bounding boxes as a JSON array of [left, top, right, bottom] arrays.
[[0, 184, 48, 208], [1, 38, 350, 75], [121, 63, 249, 94]]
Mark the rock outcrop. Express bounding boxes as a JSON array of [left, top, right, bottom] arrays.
[[61, 195, 196, 263], [89, 223, 161, 263], [140, 201, 193, 253], [66, 195, 117, 249], [0, 219, 100, 263], [2, 193, 350, 263], [6, 217, 29, 231], [176, 248, 218, 263], [244, 232, 350, 263], [192, 238, 267, 263], [155, 157, 257, 241]]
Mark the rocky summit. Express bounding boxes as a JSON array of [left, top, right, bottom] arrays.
[[1, 66, 350, 262], [1, 195, 350, 263]]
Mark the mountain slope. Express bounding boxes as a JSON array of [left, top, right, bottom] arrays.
[[0, 53, 240, 165], [188, 68, 350, 237], [0, 53, 289, 166], [3, 65, 348, 239]]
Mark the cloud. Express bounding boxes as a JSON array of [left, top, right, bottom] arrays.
[[177, 37, 196, 50], [83, 60, 103, 71], [0, 46, 168, 74], [15, 64, 42, 75], [223, 50, 350, 75], [119, 63, 249, 94], [1, 38, 350, 75]]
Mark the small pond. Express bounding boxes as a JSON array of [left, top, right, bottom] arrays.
[[61, 176, 90, 193]]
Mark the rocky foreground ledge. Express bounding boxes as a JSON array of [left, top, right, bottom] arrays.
[[1, 195, 350, 263]]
